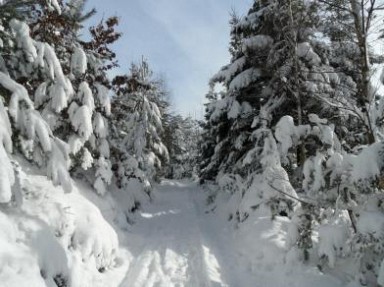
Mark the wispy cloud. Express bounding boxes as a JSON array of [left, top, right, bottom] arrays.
[[86, 0, 250, 117]]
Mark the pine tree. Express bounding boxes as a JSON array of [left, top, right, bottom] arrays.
[[202, 0, 328, 216], [319, 0, 384, 145], [27, 2, 121, 194], [80, 16, 121, 195], [165, 114, 200, 179], [111, 58, 169, 202], [202, 1, 384, 281], [0, 1, 73, 201], [199, 87, 229, 182]]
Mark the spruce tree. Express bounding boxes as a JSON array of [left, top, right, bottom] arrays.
[[165, 114, 200, 179], [27, 2, 121, 194], [0, 1, 73, 199], [111, 58, 169, 202]]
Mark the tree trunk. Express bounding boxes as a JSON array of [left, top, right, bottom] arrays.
[[350, 0, 375, 144]]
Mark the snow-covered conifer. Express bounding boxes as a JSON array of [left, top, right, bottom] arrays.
[[111, 58, 169, 200]]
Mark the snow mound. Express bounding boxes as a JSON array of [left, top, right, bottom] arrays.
[[357, 211, 384, 237], [318, 216, 350, 268], [0, 211, 46, 287], [229, 68, 261, 91], [71, 47, 87, 75], [71, 199, 119, 271], [348, 143, 384, 182], [0, 159, 129, 286], [242, 35, 273, 51], [233, 215, 344, 287]]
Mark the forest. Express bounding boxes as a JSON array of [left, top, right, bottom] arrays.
[[1, 0, 384, 286]]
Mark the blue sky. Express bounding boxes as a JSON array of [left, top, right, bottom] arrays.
[[85, 0, 251, 118]]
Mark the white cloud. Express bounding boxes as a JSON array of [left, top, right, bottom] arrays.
[[87, 0, 250, 117]]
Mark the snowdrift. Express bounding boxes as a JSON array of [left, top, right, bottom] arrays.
[[0, 158, 131, 287]]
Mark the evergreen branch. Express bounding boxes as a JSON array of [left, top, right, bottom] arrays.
[[267, 182, 316, 206], [310, 91, 366, 123], [318, 0, 353, 13]]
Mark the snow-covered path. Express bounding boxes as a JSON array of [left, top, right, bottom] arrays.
[[119, 180, 250, 287]]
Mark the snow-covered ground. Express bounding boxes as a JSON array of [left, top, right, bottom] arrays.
[[120, 179, 244, 287], [119, 179, 344, 287], [0, 158, 131, 287], [0, 169, 348, 287]]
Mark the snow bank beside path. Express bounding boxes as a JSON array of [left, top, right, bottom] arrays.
[[208, 186, 346, 287], [0, 158, 131, 287], [121, 180, 345, 287], [0, 176, 354, 287], [233, 216, 343, 287]]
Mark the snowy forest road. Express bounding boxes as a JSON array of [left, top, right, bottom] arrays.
[[119, 180, 251, 287]]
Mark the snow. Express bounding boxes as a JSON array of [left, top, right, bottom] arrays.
[[242, 35, 273, 51], [297, 42, 321, 65], [77, 82, 94, 111], [275, 116, 296, 161], [208, 97, 230, 122], [318, 216, 350, 268], [233, 215, 343, 287], [228, 100, 241, 119], [9, 19, 37, 62], [114, 180, 344, 287], [0, 97, 13, 152], [229, 68, 261, 91], [0, 73, 73, 196], [94, 157, 113, 196], [356, 211, 384, 237], [347, 143, 384, 182], [50, 82, 68, 113], [34, 82, 48, 108], [303, 152, 326, 192], [47, 139, 73, 193], [71, 47, 87, 75], [99, 138, 110, 158], [68, 134, 86, 155], [95, 84, 111, 116], [10, 4, 378, 287], [81, 148, 93, 170], [0, 144, 14, 202], [0, 166, 356, 287], [37, 43, 74, 98], [68, 101, 80, 119], [26, 110, 52, 152], [71, 105, 93, 140], [146, 151, 157, 168], [237, 11, 261, 30], [326, 152, 344, 185], [0, 72, 33, 123], [47, 0, 62, 14], [195, 181, 345, 286], [93, 112, 107, 138], [308, 113, 328, 125], [71, 199, 118, 271], [0, 210, 46, 287], [211, 56, 247, 84], [0, 158, 130, 287], [119, 180, 235, 286]]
